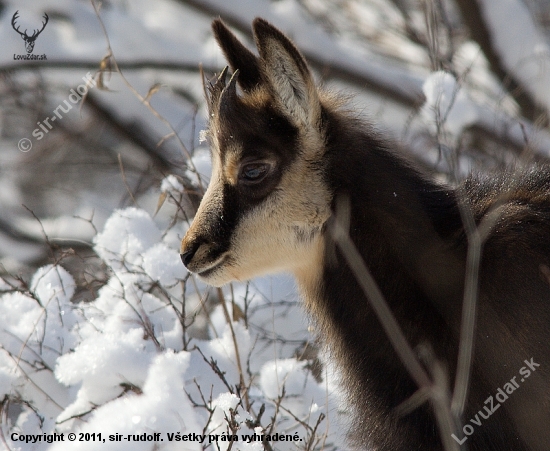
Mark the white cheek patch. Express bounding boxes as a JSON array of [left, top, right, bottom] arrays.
[[227, 183, 326, 276]]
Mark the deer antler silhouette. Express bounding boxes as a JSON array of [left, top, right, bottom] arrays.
[[12, 11, 49, 54]]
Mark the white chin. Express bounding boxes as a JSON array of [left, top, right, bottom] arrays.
[[196, 269, 233, 287]]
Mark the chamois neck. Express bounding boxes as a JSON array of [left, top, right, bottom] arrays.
[[325, 114, 462, 271]]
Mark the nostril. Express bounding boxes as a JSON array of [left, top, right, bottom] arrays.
[[180, 247, 196, 267]]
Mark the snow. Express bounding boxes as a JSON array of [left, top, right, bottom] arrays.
[[259, 357, 331, 421], [0, 264, 77, 384], [0, 348, 20, 398], [55, 328, 155, 419], [31, 265, 79, 363], [206, 393, 263, 451], [209, 392, 242, 435], [2, 0, 550, 270], [52, 351, 202, 451], [1, 202, 342, 450], [143, 242, 185, 286], [160, 175, 184, 194], [453, 41, 519, 118], [199, 0, 427, 102], [1, 206, 209, 447], [185, 146, 212, 186], [93, 207, 162, 271]]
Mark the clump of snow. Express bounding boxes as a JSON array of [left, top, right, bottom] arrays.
[[0, 292, 44, 357], [207, 392, 269, 451], [55, 328, 155, 422], [0, 264, 79, 440], [0, 264, 77, 378], [204, 321, 252, 383], [0, 350, 20, 398], [50, 207, 190, 429], [51, 351, 201, 451], [210, 392, 241, 431], [93, 207, 162, 271], [160, 175, 184, 193], [260, 358, 308, 399], [3, 189, 344, 451], [143, 242, 185, 286], [209, 394, 255, 451], [31, 265, 79, 357], [260, 358, 327, 419], [421, 71, 479, 139]]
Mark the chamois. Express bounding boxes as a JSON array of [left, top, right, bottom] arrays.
[[180, 18, 550, 450]]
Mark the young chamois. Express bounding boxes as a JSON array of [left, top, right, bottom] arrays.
[[180, 18, 550, 451]]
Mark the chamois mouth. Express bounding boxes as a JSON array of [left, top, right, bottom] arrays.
[[195, 253, 229, 278]]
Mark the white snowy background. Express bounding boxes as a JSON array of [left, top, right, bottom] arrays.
[[1, 0, 550, 450]]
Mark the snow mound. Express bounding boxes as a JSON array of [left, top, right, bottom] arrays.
[[143, 242, 185, 286], [51, 351, 201, 451], [93, 207, 162, 271]]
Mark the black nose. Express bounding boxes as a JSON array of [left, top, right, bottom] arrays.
[[180, 242, 199, 267]]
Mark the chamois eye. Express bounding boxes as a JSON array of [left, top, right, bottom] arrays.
[[239, 162, 271, 184]]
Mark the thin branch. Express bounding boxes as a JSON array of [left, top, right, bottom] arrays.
[[117, 154, 138, 206], [216, 287, 251, 411], [454, 0, 542, 123], [90, 0, 206, 194], [329, 196, 432, 390], [1, 60, 218, 74]]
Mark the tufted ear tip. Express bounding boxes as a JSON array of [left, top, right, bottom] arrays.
[[211, 18, 262, 93], [251, 17, 270, 31], [252, 18, 295, 56], [211, 18, 230, 42], [251, 19, 320, 127]]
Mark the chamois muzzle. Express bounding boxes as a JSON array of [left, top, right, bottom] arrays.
[[180, 246, 197, 268]]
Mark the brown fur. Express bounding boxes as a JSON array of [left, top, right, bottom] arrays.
[[181, 18, 550, 450]]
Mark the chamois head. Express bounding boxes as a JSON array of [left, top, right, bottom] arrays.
[[180, 18, 332, 286]]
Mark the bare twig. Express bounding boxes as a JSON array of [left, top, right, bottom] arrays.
[[90, 0, 206, 194], [329, 196, 432, 390], [118, 154, 138, 206], [216, 287, 251, 411]]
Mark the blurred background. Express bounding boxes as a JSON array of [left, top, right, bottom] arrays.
[[1, 0, 550, 276]]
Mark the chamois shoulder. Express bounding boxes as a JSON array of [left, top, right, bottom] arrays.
[[462, 166, 550, 255], [463, 165, 550, 211]]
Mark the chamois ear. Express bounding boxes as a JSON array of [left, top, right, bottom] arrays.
[[252, 18, 320, 127], [212, 19, 262, 93]]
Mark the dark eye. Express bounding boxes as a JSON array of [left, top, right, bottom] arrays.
[[239, 162, 271, 184]]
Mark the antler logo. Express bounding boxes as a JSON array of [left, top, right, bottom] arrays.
[[12, 11, 49, 54]]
